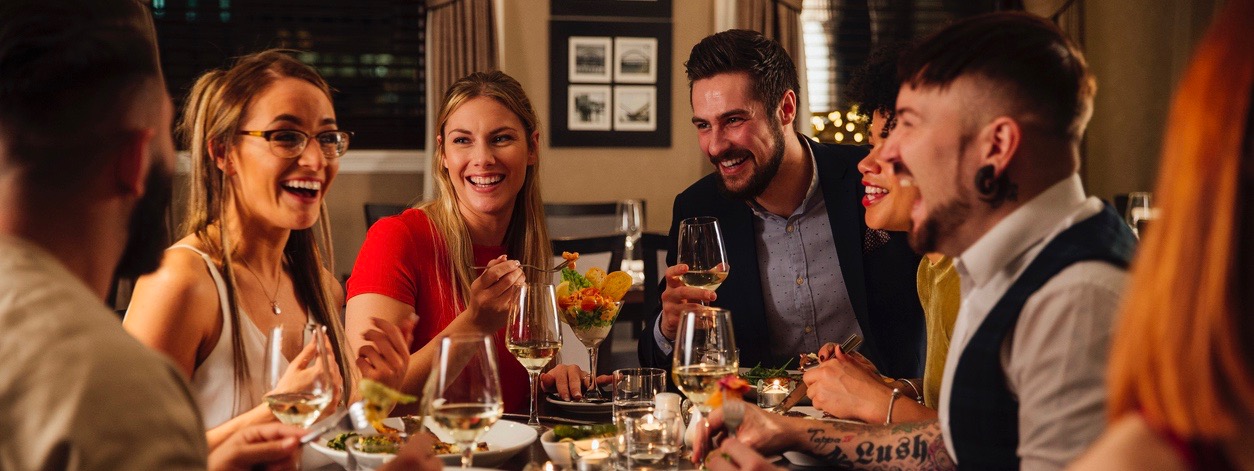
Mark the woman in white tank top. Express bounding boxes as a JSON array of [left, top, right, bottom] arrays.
[[122, 50, 410, 449]]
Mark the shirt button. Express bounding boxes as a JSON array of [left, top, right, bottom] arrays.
[[786, 225, 794, 233], [796, 276, 804, 286], [804, 325, 813, 333]]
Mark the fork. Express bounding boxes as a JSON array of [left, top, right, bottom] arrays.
[[300, 400, 372, 445], [723, 398, 745, 439], [472, 257, 572, 274]]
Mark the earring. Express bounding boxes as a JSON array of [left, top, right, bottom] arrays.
[[975, 165, 999, 196]]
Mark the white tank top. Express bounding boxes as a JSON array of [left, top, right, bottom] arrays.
[[170, 245, 274, 429]]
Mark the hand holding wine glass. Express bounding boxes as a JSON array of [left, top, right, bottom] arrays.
[[506, 283, 563, 428], [264, 323, 338, 428], [428, 334, 504, 468], [677, 216, 730, 299]]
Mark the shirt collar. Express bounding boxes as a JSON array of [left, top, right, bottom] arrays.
[[747, 133, 822, 220], [955, 174, 1087, 290]]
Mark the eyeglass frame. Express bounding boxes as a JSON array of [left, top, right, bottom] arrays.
[[237, 129, 354, 159]]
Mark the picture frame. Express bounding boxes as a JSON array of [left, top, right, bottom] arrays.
[[568, 36, 612, 83], [614, 86, 656, 131], [613, 37, 657, 84], [568, 85, 612, 131], [550, 20, 672, 147], [551, 0, 672, 18]]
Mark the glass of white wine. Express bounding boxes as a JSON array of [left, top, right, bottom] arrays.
[[1125, 192, 1153, 238], [671, 307, 737, 413], [428, 334, 504, 468], [677, 217, 729, 300], [507, 283, 563, 429], [264, 323, 335, 428]]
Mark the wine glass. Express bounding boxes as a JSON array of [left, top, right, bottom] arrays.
[[618, 199, 646, 284], [428, 334, 504, 468], [561, 298, 624, 402], [1125, 192, 1153, 238], [506, 283, 563, 428], [671, 307, 737, 413], [677, 217, 729, 303], [264, 323, 336, 428]]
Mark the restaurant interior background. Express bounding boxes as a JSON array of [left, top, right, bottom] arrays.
[[145, 0, 1220, 286]]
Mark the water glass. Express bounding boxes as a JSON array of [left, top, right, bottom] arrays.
[[612, 368, 666, 417], [620, 413, 682, 471]]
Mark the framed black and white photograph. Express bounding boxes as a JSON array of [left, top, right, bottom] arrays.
[[550, 20, 671, 147], [568, 36, 612, 83], [568, 85, 612, 131], [614, 86, 656, 131], [614, 37, 657, 83]]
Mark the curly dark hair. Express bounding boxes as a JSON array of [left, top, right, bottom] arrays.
[[845, 42, 912, 138]]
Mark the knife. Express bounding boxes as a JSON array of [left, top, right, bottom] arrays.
[[771, 334, 862, 414]]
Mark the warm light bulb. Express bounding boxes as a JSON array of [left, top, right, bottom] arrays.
[[835, 132, 845, 142], [827, 111, 841, 122], [854, 133, 863, 143], [845, 122, 855, 132]]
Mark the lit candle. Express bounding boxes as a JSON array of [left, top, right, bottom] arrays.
[[577, 439, 609, 471], [759, 379, 790, 408]]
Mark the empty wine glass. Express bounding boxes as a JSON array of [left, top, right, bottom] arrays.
[[677, 217, 729, 304], [618, 199, 646, 284], [1126, 192, 1153, 238], [671, 307, 737, 413], [264, 323, 336, 428], [428, 334, 504, 468], [507, 283, 563, 428]]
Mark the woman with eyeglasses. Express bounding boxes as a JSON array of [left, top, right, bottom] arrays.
[[123, 50, 407, 450]]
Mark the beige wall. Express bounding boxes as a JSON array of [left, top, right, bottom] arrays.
[[499, 0, 716, 235], [1079, 0, 1220, 199], [325, 172, 423, 278]]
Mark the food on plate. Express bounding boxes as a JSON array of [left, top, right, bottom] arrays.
[[551, 424, 618, 441], [555, 266, 631, 331], [360, 379, 417, 435], [740, 358, 795, 384], [325, 431, 488, 454], [706, 375, 751, 408], [798, 352, 821, 370]]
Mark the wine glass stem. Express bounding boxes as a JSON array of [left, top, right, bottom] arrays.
[[586, 344, 601, 400], [460, 441, 473, 468], [527, 370, 541, 426]]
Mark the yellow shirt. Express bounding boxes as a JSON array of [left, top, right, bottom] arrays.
[[916, 255, 960, 409]]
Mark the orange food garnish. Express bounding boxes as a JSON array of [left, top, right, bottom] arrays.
[[706, 374, 751, 408], [562, 251, 580, 270]]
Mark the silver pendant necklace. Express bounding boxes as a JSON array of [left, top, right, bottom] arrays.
[[239, 259, 282, 315]]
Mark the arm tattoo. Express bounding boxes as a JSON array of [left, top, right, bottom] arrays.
[[803, 420, 956, 471]]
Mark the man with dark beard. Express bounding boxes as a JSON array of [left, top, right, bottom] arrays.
[[638, 29, 925, 381]]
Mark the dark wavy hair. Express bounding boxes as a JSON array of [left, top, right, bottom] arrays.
[[845, 42, 912, 138], [685, 29, 800, 121]]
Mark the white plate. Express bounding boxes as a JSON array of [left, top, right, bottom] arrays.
[[545, 394, 613, 414], [309, 417, 537, 468]]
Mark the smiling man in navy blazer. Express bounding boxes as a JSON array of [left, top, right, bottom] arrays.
[[639, 29, 925, 379]]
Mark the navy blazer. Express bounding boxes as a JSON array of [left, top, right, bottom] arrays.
[[639, 135, 926, 379]]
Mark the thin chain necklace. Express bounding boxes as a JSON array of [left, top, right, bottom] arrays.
[[239, 258, 283, 315]]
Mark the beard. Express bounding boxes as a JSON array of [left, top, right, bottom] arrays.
[[715, 124, 787, 201], [113, 158, 174, 280], [908, 191, 973, 254]]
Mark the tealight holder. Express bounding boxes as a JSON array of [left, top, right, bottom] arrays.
[[756, 377, 796, 409]]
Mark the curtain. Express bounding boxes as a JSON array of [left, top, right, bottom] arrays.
[[427, 0, 497, 105]]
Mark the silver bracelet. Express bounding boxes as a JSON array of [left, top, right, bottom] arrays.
[[885, 388, 902, 425], [899, 378, 924, 404]]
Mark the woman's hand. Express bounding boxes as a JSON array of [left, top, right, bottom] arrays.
[[540, 364, 612, 401], [705, 437, 786, 471], [270, 337, 343, 411], [356, 315, 417, 390], [465, 255, 525, 331], [803, 346, 892, 422]]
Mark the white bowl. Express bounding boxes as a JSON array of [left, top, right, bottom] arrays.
[[309, 417, 537, 468]]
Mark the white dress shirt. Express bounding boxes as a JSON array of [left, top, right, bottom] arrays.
[[938, 175, 1128, 470]]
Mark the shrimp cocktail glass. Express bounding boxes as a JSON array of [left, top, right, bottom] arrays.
[[556, 260, 633, 402]]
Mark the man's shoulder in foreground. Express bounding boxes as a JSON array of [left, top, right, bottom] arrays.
[[0, 239, 207, 471]]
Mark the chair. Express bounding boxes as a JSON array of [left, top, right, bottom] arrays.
[[638, 232, 669, 325], [364, 203, 409, 229], [549, 234, 626, 374], [544, 201, 647, 240]]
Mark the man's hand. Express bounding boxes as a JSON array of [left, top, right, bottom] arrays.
[[207, 423, 303, 471], [379, 433, 445, 471], [802, 350, 893, 422], [705, 437, 786, 471], [658, 264, 716, 340], [540, 364, 613, 401], [694, 402, 806, 463]]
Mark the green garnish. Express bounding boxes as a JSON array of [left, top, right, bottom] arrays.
[[561, 267, 591, 290], [739, 358, 794, 383], [552, 424, 617, 441]]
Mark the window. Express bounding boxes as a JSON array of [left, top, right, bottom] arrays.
[[150, 0, 426, 149]]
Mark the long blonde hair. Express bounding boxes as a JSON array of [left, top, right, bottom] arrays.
[[1106, 0, 1254, 440], [420, 70, 550, 312], [177, 49, 353, 403]]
